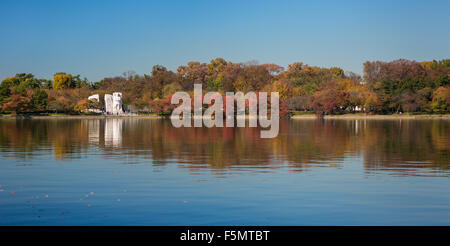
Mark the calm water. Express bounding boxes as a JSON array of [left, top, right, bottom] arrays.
[[0, 118, 449, 225]]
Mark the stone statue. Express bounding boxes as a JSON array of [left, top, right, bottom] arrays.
[[104, 92, 123, 115], [104, 94, 113, 114], [112, 92, 123, 115]]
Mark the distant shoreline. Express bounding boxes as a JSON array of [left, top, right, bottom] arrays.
[[291, 114, 450, 119], [0, 114, 163, 119], [1, 113, 449, 120]]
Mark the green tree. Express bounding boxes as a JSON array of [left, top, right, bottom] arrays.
[[31, 89, 48, 111], [41, 79, 53, 89], [72, 74, 90, 88], [0, 80, 13, 105]]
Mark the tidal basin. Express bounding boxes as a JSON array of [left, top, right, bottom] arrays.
[[0, 118, 449, 225]]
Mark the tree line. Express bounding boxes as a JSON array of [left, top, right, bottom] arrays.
[[0, 58, 449, 115]]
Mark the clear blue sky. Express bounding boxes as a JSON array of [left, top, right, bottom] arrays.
[[1, 0, 449, 82]]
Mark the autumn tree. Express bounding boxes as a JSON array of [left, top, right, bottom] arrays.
[[363, 59, 450, 113], [310, 81, 349, 115], [74, 99, 89, 112], [177, 61, 208, 90], [271, 80, 293, 99], [236, 65, 272, 92], [1, 93, 31, 114], [48, 96, 73, 113], [430, 87, 450, 113], [0, 74, 49, 113], [261, 63, 284, 76], [53, 73, 73, 90], [278, 62, 345, 96], [219, 62, 241, 92], [148, 97, 175, 115], [206, 58, 228, 91], [151, 65, 176, 99]]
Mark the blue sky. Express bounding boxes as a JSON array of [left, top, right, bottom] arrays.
[[0, 0, 449, 81]]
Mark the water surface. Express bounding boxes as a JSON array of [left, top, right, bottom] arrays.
[[0, 118, 449, 225]]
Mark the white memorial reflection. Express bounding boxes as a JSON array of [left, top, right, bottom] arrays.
[[87, 119, 100, 144], [104, 119, 123, 147]]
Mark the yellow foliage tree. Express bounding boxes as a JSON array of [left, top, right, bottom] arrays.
[[53, 73, 72, 90], [272, 80, 293, 99]]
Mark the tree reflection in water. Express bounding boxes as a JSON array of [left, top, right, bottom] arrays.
[[0, 118, 448, 176]]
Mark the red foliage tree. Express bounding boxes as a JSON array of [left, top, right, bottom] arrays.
[[311, 82, 349, 115], [1, 93, 32, 114]]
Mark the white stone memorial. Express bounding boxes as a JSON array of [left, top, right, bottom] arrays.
[[105, 92, 123, 115], [112, 92, 123, 115], [104, 94, 113, 114], [88, 94, 99, 102]]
